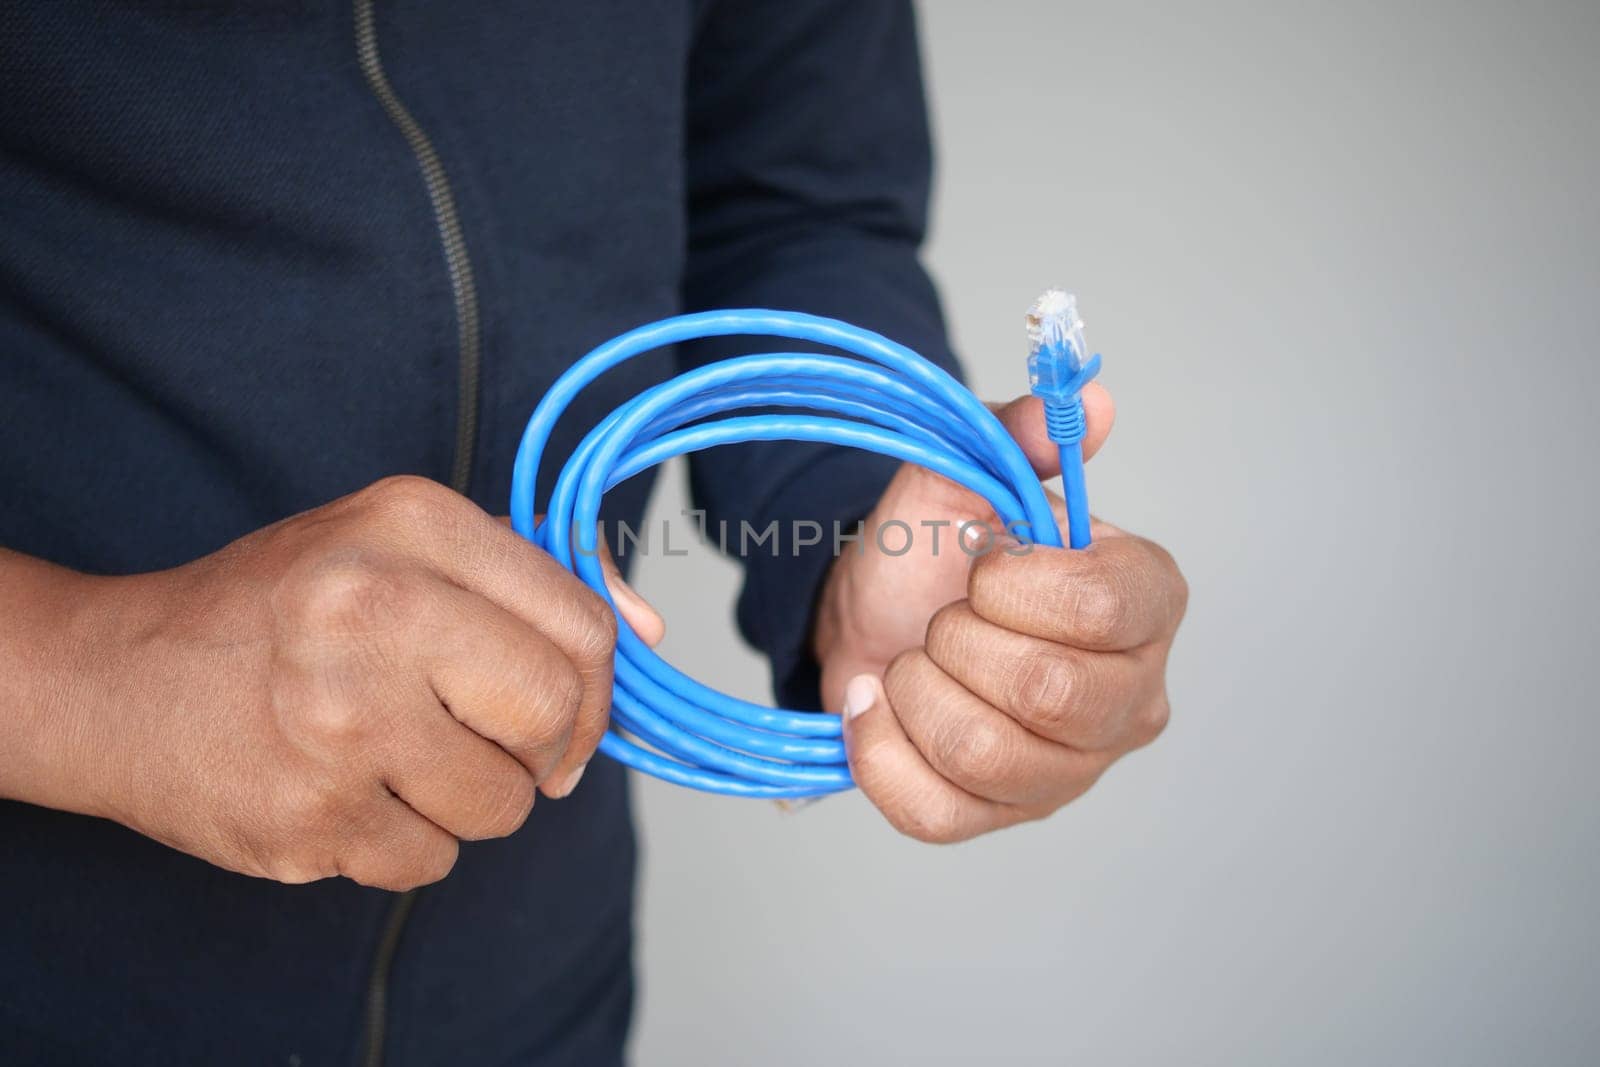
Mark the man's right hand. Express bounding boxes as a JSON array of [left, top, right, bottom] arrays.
[[0, 476, 660, 891]]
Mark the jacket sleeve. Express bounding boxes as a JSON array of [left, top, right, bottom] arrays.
[[679, 0, 961, 710]]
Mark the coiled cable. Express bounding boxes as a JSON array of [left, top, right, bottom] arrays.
[[510, 303, 1098, 797]]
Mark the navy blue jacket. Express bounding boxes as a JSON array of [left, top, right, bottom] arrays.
[[0, 2, 958, 1063]]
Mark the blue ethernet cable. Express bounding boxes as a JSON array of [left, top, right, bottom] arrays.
[[1025, 289, 1102, 550], [510, 294, 1101, 797]]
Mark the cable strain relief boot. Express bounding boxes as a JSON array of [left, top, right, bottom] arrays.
[[1043, 395, 1087, 445]]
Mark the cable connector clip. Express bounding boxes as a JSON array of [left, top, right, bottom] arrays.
[[1026, 288, 1101, 446]]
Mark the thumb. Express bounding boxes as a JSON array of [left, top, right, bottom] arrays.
[[839, 672, 904, 788], [988, 381, 1115, 480], [597, 532, 665, 649], [500, 514, 665, 648]]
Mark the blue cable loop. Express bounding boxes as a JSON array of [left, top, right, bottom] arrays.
[[510, 308, 1096, 797]]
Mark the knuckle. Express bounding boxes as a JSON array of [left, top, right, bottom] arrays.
[[474, 648, 584, 772], [435, 757, 541, 841], [242, 820, 331, 885], [362, 475, 458, 528], [883, 647, 926, 701], [924, 599, 968, 651], [344, 836, 459, 892], [966, 549, 1015, 610], [414, 838, 460, 886], [262, 853, 326, 886], [578, 597, 619, 664], [1064, 564, 1126, 646], [1134, 694, 1172, 746], [891, 791, 966, 845], [542, 654, 586, 721], [1122, 536, 1188, 633], [935, 716, 1013, 795], [489, 775, 539, 836], [509, 723, 573, 778], [1163, 549, 1191, 624], [1047, 763, 1103, 811], [294, 551, 408, 634], [336, 857, 388, 890], [513, 645, 586, 723], [507, 675, 582, 771], [547, 589, 617, 679], [282, 694, 368, 750], [1010, 650, 1078, 728]]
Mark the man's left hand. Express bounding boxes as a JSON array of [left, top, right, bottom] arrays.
[[811, 384, 1187, 842]]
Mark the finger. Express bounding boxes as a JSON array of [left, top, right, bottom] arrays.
[[360, 480, 617, 795], [496, 514, 656, 789], [380, 694, 537, 841], [968, 534, 1185, 651], [884, 647, 1098, 807], [336, 793, 460, 891], [924, 601, 1147, 751], [987, 382, 1115, 479], [419, 578, 585, 789], [367, 483, 608, 655], [497, 514, 663, 648], [596, 530, 664, 648], [840, 666, 1021, 843]]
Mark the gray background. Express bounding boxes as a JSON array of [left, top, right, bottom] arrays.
[[629, 3, 1600, 1064]]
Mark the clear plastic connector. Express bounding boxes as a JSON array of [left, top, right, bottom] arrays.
[[1026, 288, 1088, 393]]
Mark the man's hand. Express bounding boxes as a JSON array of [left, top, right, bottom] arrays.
[[0, 476, 660, 890], [812, 385, 1186, 842]]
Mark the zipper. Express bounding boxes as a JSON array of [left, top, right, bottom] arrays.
[[360, 888, 418, 1067], [352, 2, 483, 1063], [354, 0, 482, 498]]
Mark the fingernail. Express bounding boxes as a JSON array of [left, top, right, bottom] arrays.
[[843, 675, 877, 721], [611, 581, 665, 647], [551, 762, 587, 797]]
